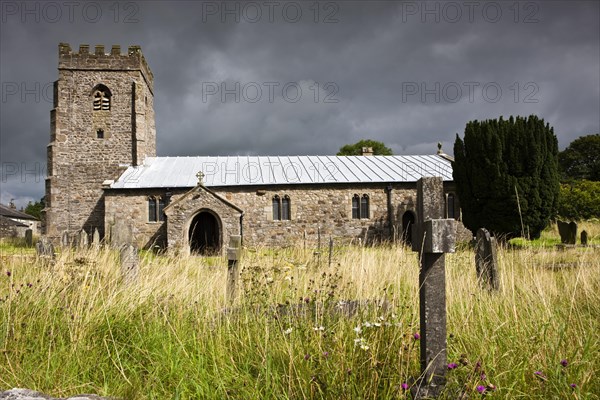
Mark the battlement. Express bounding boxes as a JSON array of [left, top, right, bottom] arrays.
[[58, 43, 153, 90]]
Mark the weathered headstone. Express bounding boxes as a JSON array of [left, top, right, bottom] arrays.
[[61, 231, 70, 247], [119, 244, 139, 283], [78, 230, 89, 248], [111, 220, 133, 248], [92, 228, 100, 247], [557, 220, 577, 244], [35, 237, 55, 260], [475, 228, 500, 291], [411, 177, 456, 399], [580, 230, 588, 246], [226, 235, 242, 303], [25, 229, 33, 247]]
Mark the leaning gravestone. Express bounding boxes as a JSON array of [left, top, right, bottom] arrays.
[[475, 228, 500, 291], [411, 177, 456, 399], [61, 231, 70, 247], [581, 231, 587, 246], [78, 230, 89, 248], [557, 220, 577, 244], [120, 244, 139, 283], [92, 228, 100, 247], [25, 229, 33, 247], [35, 238, 55, 260]]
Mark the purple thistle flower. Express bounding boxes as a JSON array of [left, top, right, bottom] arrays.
[[6, 271, 11, 277], [476, 385, 486, 393], [534, 371, 547, 380], [480, 373, 487, 381], [413, 332, 420, 340], [304, 354, 310, 361], [401, 383, 409, 390], [560, 359, 568, 367], [570, 383, 577, 389], [447, 363, 458, 370]]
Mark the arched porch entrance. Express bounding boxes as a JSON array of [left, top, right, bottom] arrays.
[[189, 211, 221, 255], [401, 211, 416, 247]]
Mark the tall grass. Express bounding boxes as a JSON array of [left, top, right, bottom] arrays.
[[1, 228, 599, 399]]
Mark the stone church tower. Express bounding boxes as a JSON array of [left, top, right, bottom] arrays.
[[44, 43, 156, 240]]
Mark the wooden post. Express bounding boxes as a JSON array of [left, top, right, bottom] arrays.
[[412, 177, 456, 398], [227, 235, 242, 303]]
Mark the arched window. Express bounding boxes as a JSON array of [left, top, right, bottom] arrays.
[[282, 195, 291, 220], [148, 196, 157, 222], [352, 194, 370, 219], [272, 195, 291, 221], [92, 84, 111, 111], [352, 194, 360, 219], [447, 193, 455, 219], [272, 195, 281, 220], [361, 194, 370, 219]]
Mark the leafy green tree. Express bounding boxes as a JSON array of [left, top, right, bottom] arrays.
[[453, 115, 559, 239], [558, 134, 600, 181], [337, 139, 393, 156], [558, 180, 600, 220], [24, 197, 44, 220]]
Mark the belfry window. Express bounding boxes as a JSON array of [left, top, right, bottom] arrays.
[[352, 194, 370, 219], [272, 195, 291, 221], [92, 84, 111, 111], [96, 129, 104, 139], [447, 193, 456, 219]]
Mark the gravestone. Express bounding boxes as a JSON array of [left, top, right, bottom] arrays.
[[581, 230, 588, 246], [61, 231, 70, 247], [411, 177, 456, 399], [35, 237, 55, 260], [226, 235, 242, 303], [119, 244, 139, 283], [475, 228, 499, 290], [557, 220, 577, 244], [78, 230, 89, 248], [111, 220, 133, 248], [25, 229, 33, 247], [92, 228, 100, 247]]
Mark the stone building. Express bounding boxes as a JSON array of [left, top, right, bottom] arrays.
[[44, 43, 463, 254], [0, 203, 39, 238]]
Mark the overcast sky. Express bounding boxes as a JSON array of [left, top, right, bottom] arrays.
[[1, 0, 599, 208]]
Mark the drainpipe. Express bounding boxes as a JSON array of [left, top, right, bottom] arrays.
[[386, 184, 394, 240], [239, 212, 244, 246]]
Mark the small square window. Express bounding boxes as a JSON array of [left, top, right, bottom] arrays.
[[97, 129, 104, 139]]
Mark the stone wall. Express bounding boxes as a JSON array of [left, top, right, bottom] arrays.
[[45, 43, 156, 242], [104, 182, 462, 251]]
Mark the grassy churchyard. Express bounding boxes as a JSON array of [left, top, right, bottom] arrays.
[[1, 222, 599, 399]]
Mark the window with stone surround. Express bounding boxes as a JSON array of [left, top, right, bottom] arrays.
[[447, 192, 456, 219], [96, 129, 104, 139], [272, 195, 291, 221], [92, 84, 111, 111], [352, 194, 370, 219], [148, 196, 167, 222]]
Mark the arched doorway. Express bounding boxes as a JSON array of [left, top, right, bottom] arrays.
[[189, 211, 220, 255], [401, 211, 416, 246]]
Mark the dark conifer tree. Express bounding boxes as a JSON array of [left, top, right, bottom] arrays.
[[453, 115, 559, 239]]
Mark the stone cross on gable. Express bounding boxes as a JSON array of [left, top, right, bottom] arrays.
[[196, 170, 205, 185]]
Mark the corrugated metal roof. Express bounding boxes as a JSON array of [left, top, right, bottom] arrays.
[[110, 155, 453, 189]]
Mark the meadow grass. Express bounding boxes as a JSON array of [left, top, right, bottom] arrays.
[[1, 224, 599, 399]]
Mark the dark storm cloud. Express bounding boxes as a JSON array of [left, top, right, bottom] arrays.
[[1, 0, 598, 207]]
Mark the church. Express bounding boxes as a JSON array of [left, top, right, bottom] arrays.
[[44, 43, 462, 254]]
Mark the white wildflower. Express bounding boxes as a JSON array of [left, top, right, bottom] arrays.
[[353, 326, 362, 334], [283, 327, 293, 335], [313, 326, 325, 331]]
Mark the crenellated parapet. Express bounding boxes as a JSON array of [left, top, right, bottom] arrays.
[[58, 43, 153, 91]]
